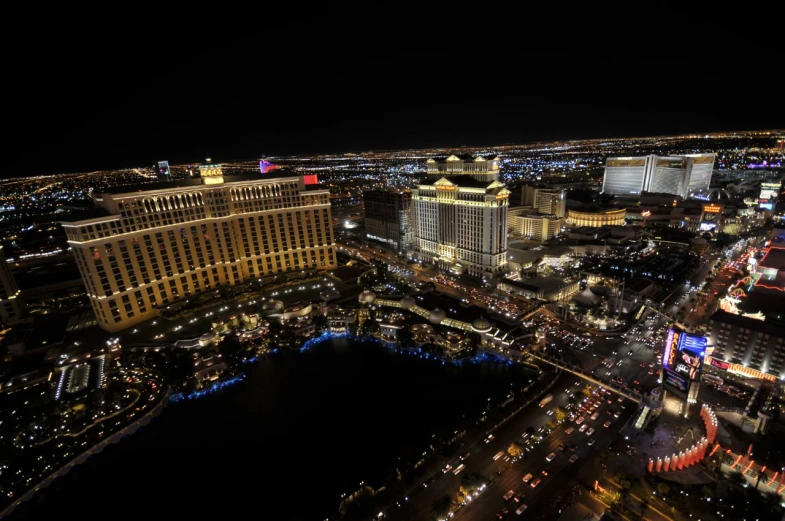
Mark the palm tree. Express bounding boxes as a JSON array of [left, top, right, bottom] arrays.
[[727, 470, 746, 489], [755, 468, 767, 489], [431, 494, 452, 520]]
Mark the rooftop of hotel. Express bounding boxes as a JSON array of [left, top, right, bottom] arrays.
[[709, 310, 785, 337], [428, 154, 500, 163], [101, 171, 306, 194], [759, 247, 785, 269]]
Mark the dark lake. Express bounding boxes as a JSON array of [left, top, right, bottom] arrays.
[[12, 337, 534, 521]]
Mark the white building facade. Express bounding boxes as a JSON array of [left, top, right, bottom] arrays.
[[602, 154, 715, 197], [414, 155, 509, 279]]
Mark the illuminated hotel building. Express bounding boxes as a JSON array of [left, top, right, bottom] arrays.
[[706, 310, 785, 381], [414, 155, 509, 279], [533, 189, 566, 217], [566, 207, 626, 227], [508, 209, 563, 241], [0, 245, 22, 326], [62, 166, 336, 332], [601, 154, 715, 197]]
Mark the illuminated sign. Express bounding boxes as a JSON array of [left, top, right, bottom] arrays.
[[302, 174, 319, 185], [607, 159, 646, 167], [656, 158, 687, 168], [759, 181, 781, 201], [700, 223, 717, 231], [663, 368, 689, 392], [759, 202, 774, 210], [703, 204, 722, 213], [663, 329, 707, 397], [709, 358, 729, 370], [689, 155, 715, 165]]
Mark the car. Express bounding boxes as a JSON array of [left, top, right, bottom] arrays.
[[603, 421, 612, 428], [614, 412, 621, 418], [588, 438, 596, 446], [586, 428, 595, 436], [494, 451, 504, 461], [546, 409, 554, 416], [503, 489, 515, 501], [565, 427, 574, 434], [496, 509, 509, 519], [461, 452, 471, 460], [515, 504, 529, 515], [569, 454, 579, 463], [485, 434, 495, 443], [579, 424, 588, 432], [530, 478, 542, 488], [558, 443, 566, 451], [546, 452, 556, 462], [453, 464, 466, 474], [512, 494, 522, 503], [591, 412, 600, 421], [522, 473, 533, 483], [443, 464, 452, 473], [575, 416, 585, 425], [541, 468, 549, 476], [633, 379, 641, 385]]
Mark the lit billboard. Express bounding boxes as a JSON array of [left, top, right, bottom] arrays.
[[662, 329, 707, 398]]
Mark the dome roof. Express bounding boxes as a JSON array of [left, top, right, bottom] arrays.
[[472, 315, 492, 333], [428, 307, 446, 324], [358, 290, 377, 304], [705, 188, 732, 201], [400, 296, 416, 309]]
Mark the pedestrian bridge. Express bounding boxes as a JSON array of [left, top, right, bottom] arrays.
[[526, 351, 645, 404]]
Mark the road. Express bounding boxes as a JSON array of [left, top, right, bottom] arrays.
[[382, 373, 636, 521]]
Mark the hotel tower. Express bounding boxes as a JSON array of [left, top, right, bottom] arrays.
[[62, 166, 336, 332], [413, 155, 509, 280]]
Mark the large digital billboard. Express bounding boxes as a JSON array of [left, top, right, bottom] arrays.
[[662, 329, 707, 397]]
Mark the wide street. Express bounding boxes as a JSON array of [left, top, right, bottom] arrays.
[[382, 372, 637, 521]]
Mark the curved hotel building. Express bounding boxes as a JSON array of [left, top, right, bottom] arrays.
[[62, 166, 336, 332], [601, 153, 715, 198]]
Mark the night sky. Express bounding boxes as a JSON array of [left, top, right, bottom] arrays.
[[7, 22, 783, 177]]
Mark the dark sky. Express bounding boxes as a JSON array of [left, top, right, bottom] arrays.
[[6, 21, 783, 177]]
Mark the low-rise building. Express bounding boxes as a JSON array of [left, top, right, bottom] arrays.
[[567, 207, 626, 227]]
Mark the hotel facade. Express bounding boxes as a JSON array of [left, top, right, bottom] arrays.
[[413, 155, 509, 279], [601, 153, 715, 198], [62, 167, 337, 332]]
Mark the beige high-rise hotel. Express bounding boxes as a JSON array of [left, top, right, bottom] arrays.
[[62, 166, 337, 332]]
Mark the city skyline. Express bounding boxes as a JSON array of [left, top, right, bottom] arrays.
[[7, 24, 784, 178]]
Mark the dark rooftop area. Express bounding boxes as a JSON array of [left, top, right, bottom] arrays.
[[58, 207, 111, 222], [101, 171, 302, 195], [410, 291, 485, 323], [759, 247, 785, 269], [709, 310, 785, 337]]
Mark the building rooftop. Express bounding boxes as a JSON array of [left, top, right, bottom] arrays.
[[2, 315, 70, 352], [429, 154, 499, 163], [59, 207, 112, 222], [759, 247, 785, 270], [101, 171, 302, 195], [709, 310, 784, 337], [441, 175, 494, 188]]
